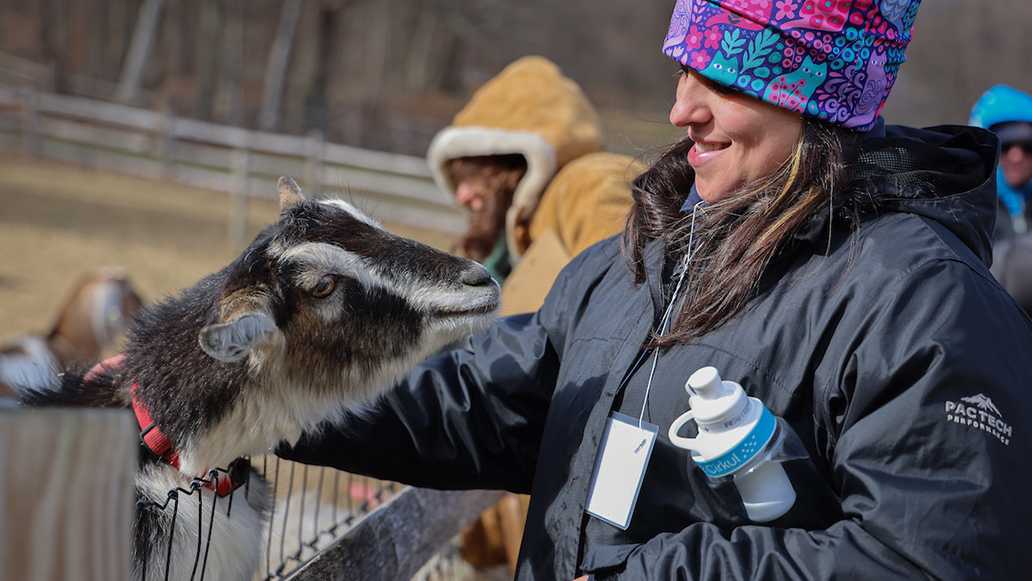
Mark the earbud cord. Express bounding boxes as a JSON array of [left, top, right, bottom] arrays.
[[638, 201, 703, 428]]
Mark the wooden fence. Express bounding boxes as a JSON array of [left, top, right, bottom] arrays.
[[0, 86, 464, 247], [0, 409, 136, 581], [0, 407, 499, 580]]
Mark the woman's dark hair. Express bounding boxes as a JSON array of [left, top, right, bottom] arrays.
[[623, 118, 851, 346], [446, 154, 528, 260]]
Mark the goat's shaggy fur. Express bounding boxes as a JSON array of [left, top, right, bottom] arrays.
[[21, 178, 499, 580]]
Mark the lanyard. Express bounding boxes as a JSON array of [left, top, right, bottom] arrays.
[[636, 201, 703, 428]]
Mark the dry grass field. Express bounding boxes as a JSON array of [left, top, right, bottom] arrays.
[[0, 155, 456, 343]]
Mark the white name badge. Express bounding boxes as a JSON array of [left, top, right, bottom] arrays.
[[585, 412, 659, 530]]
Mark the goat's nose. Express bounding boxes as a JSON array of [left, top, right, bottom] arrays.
[[460, 265, 494, 288]]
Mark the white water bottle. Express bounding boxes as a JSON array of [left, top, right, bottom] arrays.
[[667, 367, 796, 522]]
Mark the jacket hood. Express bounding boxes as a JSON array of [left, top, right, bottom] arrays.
[[427, 56, 603, 260], [797, 124, 1000, 266]]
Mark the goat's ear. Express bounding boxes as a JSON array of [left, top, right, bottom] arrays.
[[278, 176, 305, 210], [198, 312, 278, 363]]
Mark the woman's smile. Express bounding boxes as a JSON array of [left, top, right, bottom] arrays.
[[687, 138, 732, 168]]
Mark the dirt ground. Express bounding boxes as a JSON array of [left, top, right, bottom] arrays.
[[0, 155, 456, 343]]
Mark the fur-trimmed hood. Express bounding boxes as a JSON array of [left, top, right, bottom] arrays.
[[427, 56, 603, 259]]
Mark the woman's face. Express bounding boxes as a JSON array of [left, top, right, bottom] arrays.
[[447, 156, 526, 213], [670, 70, 804, 202]]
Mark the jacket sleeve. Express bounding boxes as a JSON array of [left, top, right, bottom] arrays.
[[276, 248, 585, 493], [599, 260, 1032, 580]]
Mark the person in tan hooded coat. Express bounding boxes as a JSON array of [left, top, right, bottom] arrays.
[[427, 57, 643, 572], [428, 56, 644, 316]]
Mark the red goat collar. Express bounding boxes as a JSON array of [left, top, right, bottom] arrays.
[[130, 382, 237, 497]]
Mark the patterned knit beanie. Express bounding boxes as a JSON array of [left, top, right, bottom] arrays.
[[663, 0, 922, 131]]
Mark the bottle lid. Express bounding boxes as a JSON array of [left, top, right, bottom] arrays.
[[687, 366, 724, 395], [686, 367, 746, 425]]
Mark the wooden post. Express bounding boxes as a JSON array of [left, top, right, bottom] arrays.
[[20, 88, 40, 157], [155, 109, 177, 179], [230, 142, 252, 250], [258, 0, 304, 132], [116, 0, 165, 105], [0, 409, 136, 581], [304, 130, 325, 193]]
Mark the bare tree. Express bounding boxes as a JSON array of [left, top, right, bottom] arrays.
[[259, 0, 304, 132], [305, 0, 350, 132], [39, 0, 68, 93], [217, 0, 246, 126], [193, 0, 223, 119], [116, 0, 164, 104]]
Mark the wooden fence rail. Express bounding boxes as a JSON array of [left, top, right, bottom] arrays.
[[0, 86, 464, 245], [288, 488, 502, 581]]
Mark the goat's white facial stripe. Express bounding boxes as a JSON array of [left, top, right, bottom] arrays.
[[318, 199, 382, 229], [279, 243, 376, 289], [276, 242, 478, 314]]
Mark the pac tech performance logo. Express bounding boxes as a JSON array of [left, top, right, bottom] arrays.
[[945, 394, 1012, 446]]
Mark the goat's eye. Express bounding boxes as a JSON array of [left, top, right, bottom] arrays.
[[311, 275, 337, 299]]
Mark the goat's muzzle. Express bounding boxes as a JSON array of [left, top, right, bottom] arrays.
[[430, 264, 500, 320]]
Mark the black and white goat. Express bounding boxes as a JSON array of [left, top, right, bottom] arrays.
[[23, 178, 500, 581]]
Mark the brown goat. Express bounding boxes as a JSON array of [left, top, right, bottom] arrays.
[[0, 268, 143, 399]]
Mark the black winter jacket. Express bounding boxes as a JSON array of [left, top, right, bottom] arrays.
[[280, 125, 1032, 580]]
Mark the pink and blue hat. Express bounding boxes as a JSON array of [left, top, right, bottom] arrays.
[[663, 0, 922, 131]]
